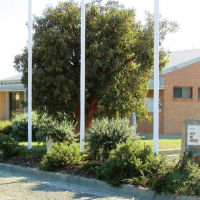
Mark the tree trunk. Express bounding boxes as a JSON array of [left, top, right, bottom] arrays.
[[75, 94, 98, 135], [75, 102, 80, 134], [85, 95, 98, 132]]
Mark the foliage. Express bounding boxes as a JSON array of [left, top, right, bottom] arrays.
[[86, 118, 139, 161], [149, 154, 200, 196], [96, 140, 172, 187], [36, 114, 76, 144], [41, 143, 82, 171], [14, 0, 178, 131], [0, 121, 12, 135], [11, 112, 76, 144], [11, 112, 38, 141], [0, 134, 25, 159]]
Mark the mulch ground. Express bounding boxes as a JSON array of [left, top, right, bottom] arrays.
[[0, 155, 42, 169], [0, 155, 97, 179]]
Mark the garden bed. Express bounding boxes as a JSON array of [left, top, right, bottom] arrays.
[[0, 154, 97, 179]]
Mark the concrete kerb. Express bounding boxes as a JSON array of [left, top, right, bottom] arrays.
[[0, 163, 199, 200]]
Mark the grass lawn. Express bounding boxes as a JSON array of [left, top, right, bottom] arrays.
[[140, 139, 181, 150], [19, 142, 46, 152], [20, 139, 181, 152]]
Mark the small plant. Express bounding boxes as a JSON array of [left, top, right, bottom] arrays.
[[41, 143, 82, 171], [36, 114, 76, 144], [11, 112, 38, 141], [81, 161, 99, 171], [149, 154, 200, 196], [96, 140, 171, 187], [86, 118, 138, 161], [0, 134, 25, 159], [0, 121, 12, 135]]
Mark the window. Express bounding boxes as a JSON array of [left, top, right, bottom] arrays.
[[173, 87, 192, 99], [145, 98, 161, 113], [10, 92, 20, 119], [145, 98, 154, 112], [198, 88, 200, 99]]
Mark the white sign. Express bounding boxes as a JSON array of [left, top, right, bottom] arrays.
[[187, 125, 200, 146]]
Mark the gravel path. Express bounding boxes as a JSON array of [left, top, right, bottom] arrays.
[[0, 169, 134, 200]]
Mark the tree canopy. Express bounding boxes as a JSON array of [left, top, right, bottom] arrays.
[[14, 0, 178, 131]]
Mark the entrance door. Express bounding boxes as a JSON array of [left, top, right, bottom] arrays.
[[10, 92, 20, 119]]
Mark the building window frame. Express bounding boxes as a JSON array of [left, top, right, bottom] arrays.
[[198, 88, 200, 99], [173, 87, 192, 99], [10, 92, 20, 119]]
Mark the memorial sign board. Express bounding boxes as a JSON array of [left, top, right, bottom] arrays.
[[181, 119, 200, 162], [187, 125, 200, 145]]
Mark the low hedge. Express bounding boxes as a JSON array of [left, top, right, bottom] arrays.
[[41, 143, 82, 171], [86, 118, 138, 161], [0, 121, 12, 135], [0, 134, 25, 159]]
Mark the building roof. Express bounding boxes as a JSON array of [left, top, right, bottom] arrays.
[[0, 84, 25, 92], [162, 49, 200, 75], [0, 73, 22, 82]]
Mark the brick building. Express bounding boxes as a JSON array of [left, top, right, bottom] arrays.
[[1, 49, 200, 135], [0, 74, 26, 120], [137, 49, 200, 134]]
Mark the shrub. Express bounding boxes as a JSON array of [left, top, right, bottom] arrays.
[[86, 118, 138, 161], [41, 143, 82, 171], [96, 140, 171, 187], [11, 112, 38, 141], [36, 114, 76, 144], [0, 121, 12, 135], [149, 155, 200, 196], [0, 134, 25, 159]]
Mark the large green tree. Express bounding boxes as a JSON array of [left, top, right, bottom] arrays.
[[14, 0, 178, 131]]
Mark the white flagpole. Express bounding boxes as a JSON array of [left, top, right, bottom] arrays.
[[80, 0, 85, 152], [153, 0, 159, 154], [28, 0, 32, 150]]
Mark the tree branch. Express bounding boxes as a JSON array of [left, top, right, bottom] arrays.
[[125, 56, 136, 64]]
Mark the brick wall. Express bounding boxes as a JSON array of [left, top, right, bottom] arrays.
[[137, 89, 164, 134], [19, 91, 25, 114], [0, 92, 6, 120], [137, 61, 200, 134], [0, 91, 26, 121], [163, 61, 200, 134]]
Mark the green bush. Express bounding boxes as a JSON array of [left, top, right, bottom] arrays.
[[41, 143, 82, 171], [0, 121, 12, 135], [96, 140, 171, 187], [36, 114, 76, 144], [0, 134, 25, 159], [86, 118, 138, 161], [149, 155, 200, 196], [11, 112, 38, 141]]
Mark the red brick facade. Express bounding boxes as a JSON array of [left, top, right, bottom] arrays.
[[0, 91, 26, 120], [0, 92, 6, 120], [137, 61, 200, 134]]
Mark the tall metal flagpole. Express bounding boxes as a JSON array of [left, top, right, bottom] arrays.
[[153, 0, 159, 154], [80, 0, 85, 152], [28, 0, 32, 150]]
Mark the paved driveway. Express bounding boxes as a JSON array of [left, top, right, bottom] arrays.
[[0, 169, 133, 200]]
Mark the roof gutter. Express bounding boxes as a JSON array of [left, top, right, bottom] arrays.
[[0, 84, 26, 92]]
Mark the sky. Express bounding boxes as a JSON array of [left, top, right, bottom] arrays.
[[0, 0, 200, 79]]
